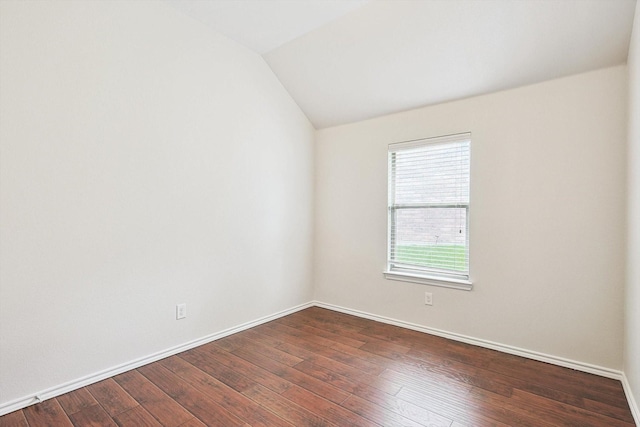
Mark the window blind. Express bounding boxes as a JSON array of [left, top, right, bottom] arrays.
[[388, 133, 471, 280]]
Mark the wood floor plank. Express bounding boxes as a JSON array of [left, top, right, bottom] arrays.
[[242, 384, 335, 427], [359, 340, 424, 362], [407, 342, 488, 368], [138, 363, 247, 427], [440, 340, 499, 368], [176, 418, 207, 427], [340, 394, 426, 427], [273, 339, 317, 359], [329, 345, 399, 373], [261, 321, 344, 350], [0, 410, 28, 427], [67, 404, 117, 427], [284, 310, 370, 333], [486, 351, 628, 407], [439, 356, 589, 408], [292, 359, 365, 394], [278, 339, 387, 376], [113, 369, 194, 427], [275, 317, 368, 348], [233, 336, 305, 367], [231, 345, 351, 404], [239, 328, 288, 348], [506, 388, 635, 427], [584, 396, 637, 423], [281, 385, 379, 427], [380, 366, 473, 401], [296, 348, 374, 380], [368, 341, 515, 397], [304, 307, 374, 329], [214, 333, 255, 352], [319, 340, 400, 372], [349, 382, 453, 427], [112, 405, 162, 427], [195, 343, 293, 394], [254, 323, 335, 353], [397, 385, 539, 427], [409, 341, 612, 415], [180, 347, 257, 393], [56, 388, 98, 416], [86, 378, 138, 417], [359, 322, 448, 349], [294, 359, 401, 397], [1, 307, 634, 427], [23, 399, 73, 427], [160, 355, 293, 427], [281, 313, 380, 346]]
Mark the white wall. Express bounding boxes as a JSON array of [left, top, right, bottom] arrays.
[[625, 2, 640, 419], [0, 0, 314, 406], [315, 66, 628, 370]]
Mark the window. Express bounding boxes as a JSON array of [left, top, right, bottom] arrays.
[[384, 133, 472, 290]]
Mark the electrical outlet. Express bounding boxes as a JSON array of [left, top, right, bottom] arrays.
[[176, 303, 186, 320], [425, 292, 433, 306]]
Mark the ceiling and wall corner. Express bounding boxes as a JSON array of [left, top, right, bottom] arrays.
[[165, 0, 370, 54]]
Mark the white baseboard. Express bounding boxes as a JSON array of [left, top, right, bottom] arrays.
[[0, 301, 314, 417], [313, 301, 624, 380], [622, 372, 640, 426]]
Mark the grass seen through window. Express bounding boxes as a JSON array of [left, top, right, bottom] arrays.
[[395, 244, 467, 272]]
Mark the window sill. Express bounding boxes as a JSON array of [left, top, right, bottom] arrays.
[[383, 270, 473, 291]]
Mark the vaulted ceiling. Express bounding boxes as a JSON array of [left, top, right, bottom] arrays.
[[168, 0, 637, 129]]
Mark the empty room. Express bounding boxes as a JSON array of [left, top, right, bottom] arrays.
[[1, 0, 639, 426]]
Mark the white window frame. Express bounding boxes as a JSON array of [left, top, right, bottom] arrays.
[[383, 133, 472, 291]]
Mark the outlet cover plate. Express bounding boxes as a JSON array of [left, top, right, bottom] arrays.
[[176, 303, 186, 319], [425, 292, 433, 306]]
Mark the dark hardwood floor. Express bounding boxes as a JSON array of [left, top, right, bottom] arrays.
[[0, 307, 635, 426]]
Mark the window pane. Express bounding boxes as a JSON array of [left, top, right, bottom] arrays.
[[391, 207, 468, 273]]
